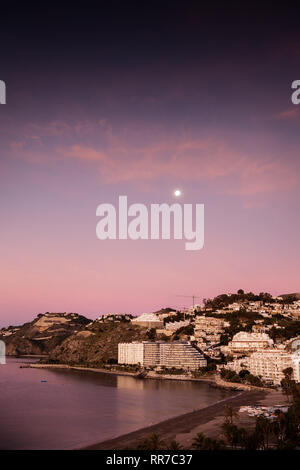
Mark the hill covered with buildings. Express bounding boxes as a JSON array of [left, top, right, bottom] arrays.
[[1, 289, 300, 386]]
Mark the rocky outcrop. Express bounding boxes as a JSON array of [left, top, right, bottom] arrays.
[[0, 313, 150, 365], [45, 322, 149, 366], [0, 312, 91, 356]]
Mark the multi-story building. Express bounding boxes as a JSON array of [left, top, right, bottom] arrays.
[[143, 342, 161, 366], [118, 341, 207, 370], [118, 342, 144, 365], [165, 320, 190, 331], [223, 348, 300, 385], [194, 316, 227, 347], [158, 342, 206, 370], [224, 331, 273, 354], [131, 313, 164, 329]]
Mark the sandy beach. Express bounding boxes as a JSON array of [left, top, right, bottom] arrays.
[[29, 362, 286, 450], [82, 388, 286, 450]]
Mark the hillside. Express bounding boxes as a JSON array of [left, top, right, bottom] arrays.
[[44, 321, 149, 366], [280, 293, 300, 300], [154, 307, 177, 314], [0, 312, 154, 365], [0, 312, 91, 356]]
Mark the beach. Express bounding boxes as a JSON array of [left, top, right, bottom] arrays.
[[82, 389, 264, 449], [82, 387, 286, 450], [29, 362, 272, 390], [28, 362, 286, 450], [3, 358, 236, 449]]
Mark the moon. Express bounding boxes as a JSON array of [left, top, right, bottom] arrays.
[[174, 189, 182, 197]]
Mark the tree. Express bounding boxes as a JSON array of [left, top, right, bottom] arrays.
[[255, 415, 272, 450], [220, 368, 241, 383], [221, 422, 244, 449], [272, 410, 288, 448], [106, 357, 117, 364], [285, 401, 300, 446], [146, 328, 156, 341], [237, 289, 244, 295], [223, 405, 239, 425], [245, 373, 264, 387], [220, 333, 229, 345], [168, 440, 182, 450], [281, 367, 295, 402], [137, 433, 165, 450], [175, 324, 194, 336], [240, 428, 263, 450], [283, 367, 293, 379], [192, 432, 225, 450], [239, 369, 250, 379]]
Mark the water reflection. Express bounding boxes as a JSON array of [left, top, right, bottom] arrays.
[[116, 375, 206, 392], [0, 358, 233, 449]]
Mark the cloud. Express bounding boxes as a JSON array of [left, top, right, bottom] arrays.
[[226, 158, 298, 195], [63, 145, 108, 162], [7, 119, 300, 198], [62, 138, 299, 196], [275, 107, 300, 120]]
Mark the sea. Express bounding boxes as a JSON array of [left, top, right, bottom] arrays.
[[0, 357, 233, 449]]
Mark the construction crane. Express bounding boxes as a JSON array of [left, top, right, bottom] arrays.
[[175, 294, 202, 319], [176, 294, 202, 308]]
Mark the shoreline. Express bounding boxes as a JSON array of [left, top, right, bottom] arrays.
[[27, 362, 285, 450], [29, 363, 142, 378], [81, 389, 269, 450], [28, 363, 217, 384], [28, 363, 274, 392]]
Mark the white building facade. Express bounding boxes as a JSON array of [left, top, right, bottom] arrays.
[[118, 342, 144, 365], [118, 341, 207, 370], [225, 331, 274, 354], [224, 348, 300, 385], [131, 313, 164, 329]]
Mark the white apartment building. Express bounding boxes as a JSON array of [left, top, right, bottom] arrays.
[[194, 316, 227, 345], [226, 331, 274, 353], [131, 313, 164, 329], [165, 320, 190, 331], [118, 342, 144, 365], [143, 342, 161, 366], [159, 342, 207, 370], [118, 341, 207, 370], [224, 348, 300, 385]]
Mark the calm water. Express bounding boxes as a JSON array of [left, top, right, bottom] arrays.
[[0, 358, 233, 449]]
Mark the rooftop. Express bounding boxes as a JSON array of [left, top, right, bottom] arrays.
[[132, 313, 161, 322]]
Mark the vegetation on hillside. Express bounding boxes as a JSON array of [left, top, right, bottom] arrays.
[[220, 368, 265, 387], [0, 313, 91, 356], [44, 322, 149, 366], [203, 290, 298, 311]]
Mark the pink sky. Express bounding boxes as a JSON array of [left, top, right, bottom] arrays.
[[1, 17, 300, 327], [1, 113, 300, 327]]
